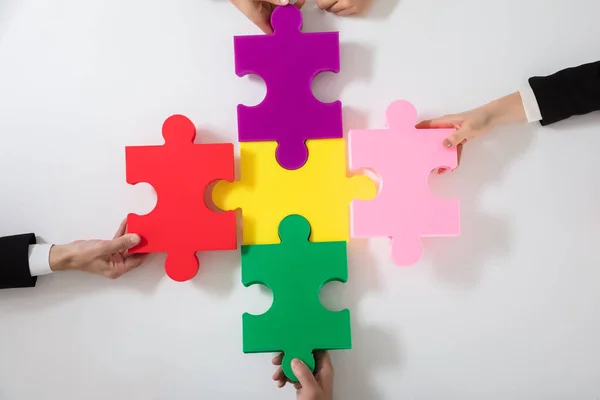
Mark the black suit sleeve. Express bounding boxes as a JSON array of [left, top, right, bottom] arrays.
[[529, 60, 600, 126], [0, 234, 37, 289]]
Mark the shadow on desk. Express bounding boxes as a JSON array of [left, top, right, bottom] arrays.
[[321, 239, 402, 400], [424, 122, 536, 288], [0, 252, 165, 308], [0, 248, 241, 308]]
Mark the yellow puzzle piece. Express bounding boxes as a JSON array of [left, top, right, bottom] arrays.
[[213, 138, 377, 245]]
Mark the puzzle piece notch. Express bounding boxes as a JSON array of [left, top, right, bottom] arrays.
[[349, 100, 460, 266], [241, 214, 351, 382], [234, 4, 342, 170], [212, 139, 377, 245], [126, 114, 237, 282]]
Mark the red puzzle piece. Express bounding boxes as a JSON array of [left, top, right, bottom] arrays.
[[126, 115, 236, 282]]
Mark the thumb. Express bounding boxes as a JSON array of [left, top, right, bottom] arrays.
[[100, 234, 141, 254], [291, 359, 319, 391]]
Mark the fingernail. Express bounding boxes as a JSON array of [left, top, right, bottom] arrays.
[[131, 235, 141, 245], [443, 139, 452, 148], [281, 0, 288, 4]]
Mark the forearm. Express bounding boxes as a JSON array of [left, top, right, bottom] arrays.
[[48, 244, 75, 272], [484, 91, 528, 127]]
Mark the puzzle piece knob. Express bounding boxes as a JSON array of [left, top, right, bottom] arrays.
[[386, 100, 418, 129], [390, 236, 423, 266], [162, 114, 197, 144], [165, 252, 200, 282], [271, 4, 303, 34], [282, 349, 315, 383], [278, 214, 312, 243], [275, 139, 308, 170]]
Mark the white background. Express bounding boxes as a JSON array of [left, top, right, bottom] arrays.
[[1, 0, 600, 399]]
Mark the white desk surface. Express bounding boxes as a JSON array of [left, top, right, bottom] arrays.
[[1, 0, 600, 399]]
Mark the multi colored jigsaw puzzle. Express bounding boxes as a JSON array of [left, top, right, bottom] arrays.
[[124, 3, 459, 383]]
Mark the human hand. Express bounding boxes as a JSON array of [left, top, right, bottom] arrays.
[[317, 0, 373, 16], [272, 351, 334, 400], [48, 218, 147, 279], [231, 0, 305, 34], [416, 92, 527, 168]]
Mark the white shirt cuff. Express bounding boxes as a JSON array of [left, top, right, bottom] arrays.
[[28, 244, 54, 277], [519, 84, 542, 123]]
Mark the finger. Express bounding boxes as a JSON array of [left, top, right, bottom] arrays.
[[106, 254, 146, 280], [272, 353, 283, 365], [270, 359, 288, 388], [335, 8, 356, 16], [293, 0, 306, 8], [254, 0, 289, 5], [291, 358, 319, 392], [293, 382, 302, 390], [416, 116, 457, 130], [99, 234, 141, 255], [113, 219, 130, 255], [231, 0, 274, 34], [314, 350, 332, 371], [438, 140, 465, 174], [443, 129, 469, 148], [314, 351, 334, 395], [253, 12, 274, 34], [317, 0, 337, 10], [272, 366, 283, 380], [271, 366, 287, 388], [122, 254, 147, 272], [276, 374, 288, 387], [314, 351, 333, 381], [328, 1, 347, 13], [313, 350, 325, 372], [113, 218, 128, 240]]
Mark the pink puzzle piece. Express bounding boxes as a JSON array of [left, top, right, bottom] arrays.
[[234, 4, 342, 170], [348, 100, 460, 266]]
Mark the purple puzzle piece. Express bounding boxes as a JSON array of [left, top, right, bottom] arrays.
[[234, 5, 342, 170]]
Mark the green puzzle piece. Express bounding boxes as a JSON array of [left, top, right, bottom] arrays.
[[241, 214, 352, 382]]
